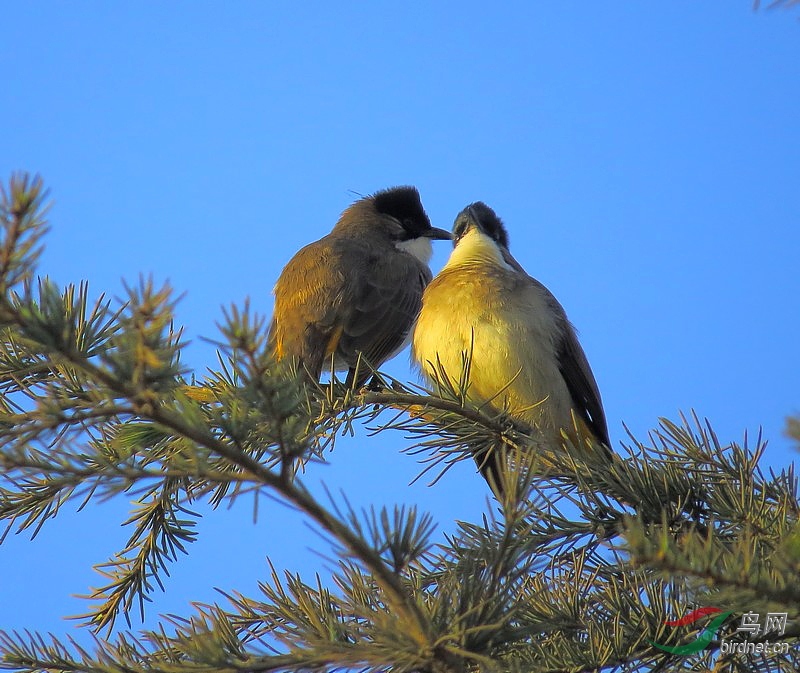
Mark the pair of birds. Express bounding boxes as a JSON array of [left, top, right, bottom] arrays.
[[268, 186, 610, 490]]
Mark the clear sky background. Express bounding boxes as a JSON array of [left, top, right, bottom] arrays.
[[1, 1, 798, 641]]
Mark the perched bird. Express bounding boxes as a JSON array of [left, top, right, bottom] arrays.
[[412, 202, 610, 489], [269, 186, 451, 386]]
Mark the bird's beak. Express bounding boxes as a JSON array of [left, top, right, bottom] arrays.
[[425, 227, 453, 240]]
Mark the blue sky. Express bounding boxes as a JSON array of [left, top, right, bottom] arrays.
[[1, 2, 798, 640]]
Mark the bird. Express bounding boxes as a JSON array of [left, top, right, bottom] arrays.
[[411, 201, 610, 491], [268, 186, 452, 387]]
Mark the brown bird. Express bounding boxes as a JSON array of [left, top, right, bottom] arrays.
[[269, 186, 451, 386]]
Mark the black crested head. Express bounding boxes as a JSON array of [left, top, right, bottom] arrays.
[[453, 201, 509, 249], [372, 186, 434, 238]]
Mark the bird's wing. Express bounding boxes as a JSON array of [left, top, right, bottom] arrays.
[[268, 238, 349, 378], [337, 248, 431, 378], [511, 251, 610, 449], [552, 306, 611, 447]]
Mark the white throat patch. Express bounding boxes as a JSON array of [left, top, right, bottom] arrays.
[[396, 237, 434, 265]]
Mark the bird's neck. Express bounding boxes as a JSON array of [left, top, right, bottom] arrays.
[[444, 228, 512, 271], [395, 237, 433, 265]]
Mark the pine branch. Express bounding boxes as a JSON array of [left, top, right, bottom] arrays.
[[78, 477, 201, 631], [5, 337, 432, 648], [1, 175, 799, 673], [0, 174, 49, 294], [754, 0, 800, 10]]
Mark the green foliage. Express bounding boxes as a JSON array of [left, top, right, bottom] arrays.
[[753, 0, 800, 11], [0, 174, 798, 672]]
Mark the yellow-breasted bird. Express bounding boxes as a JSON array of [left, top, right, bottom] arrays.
[[412, 202, 610, 489]]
